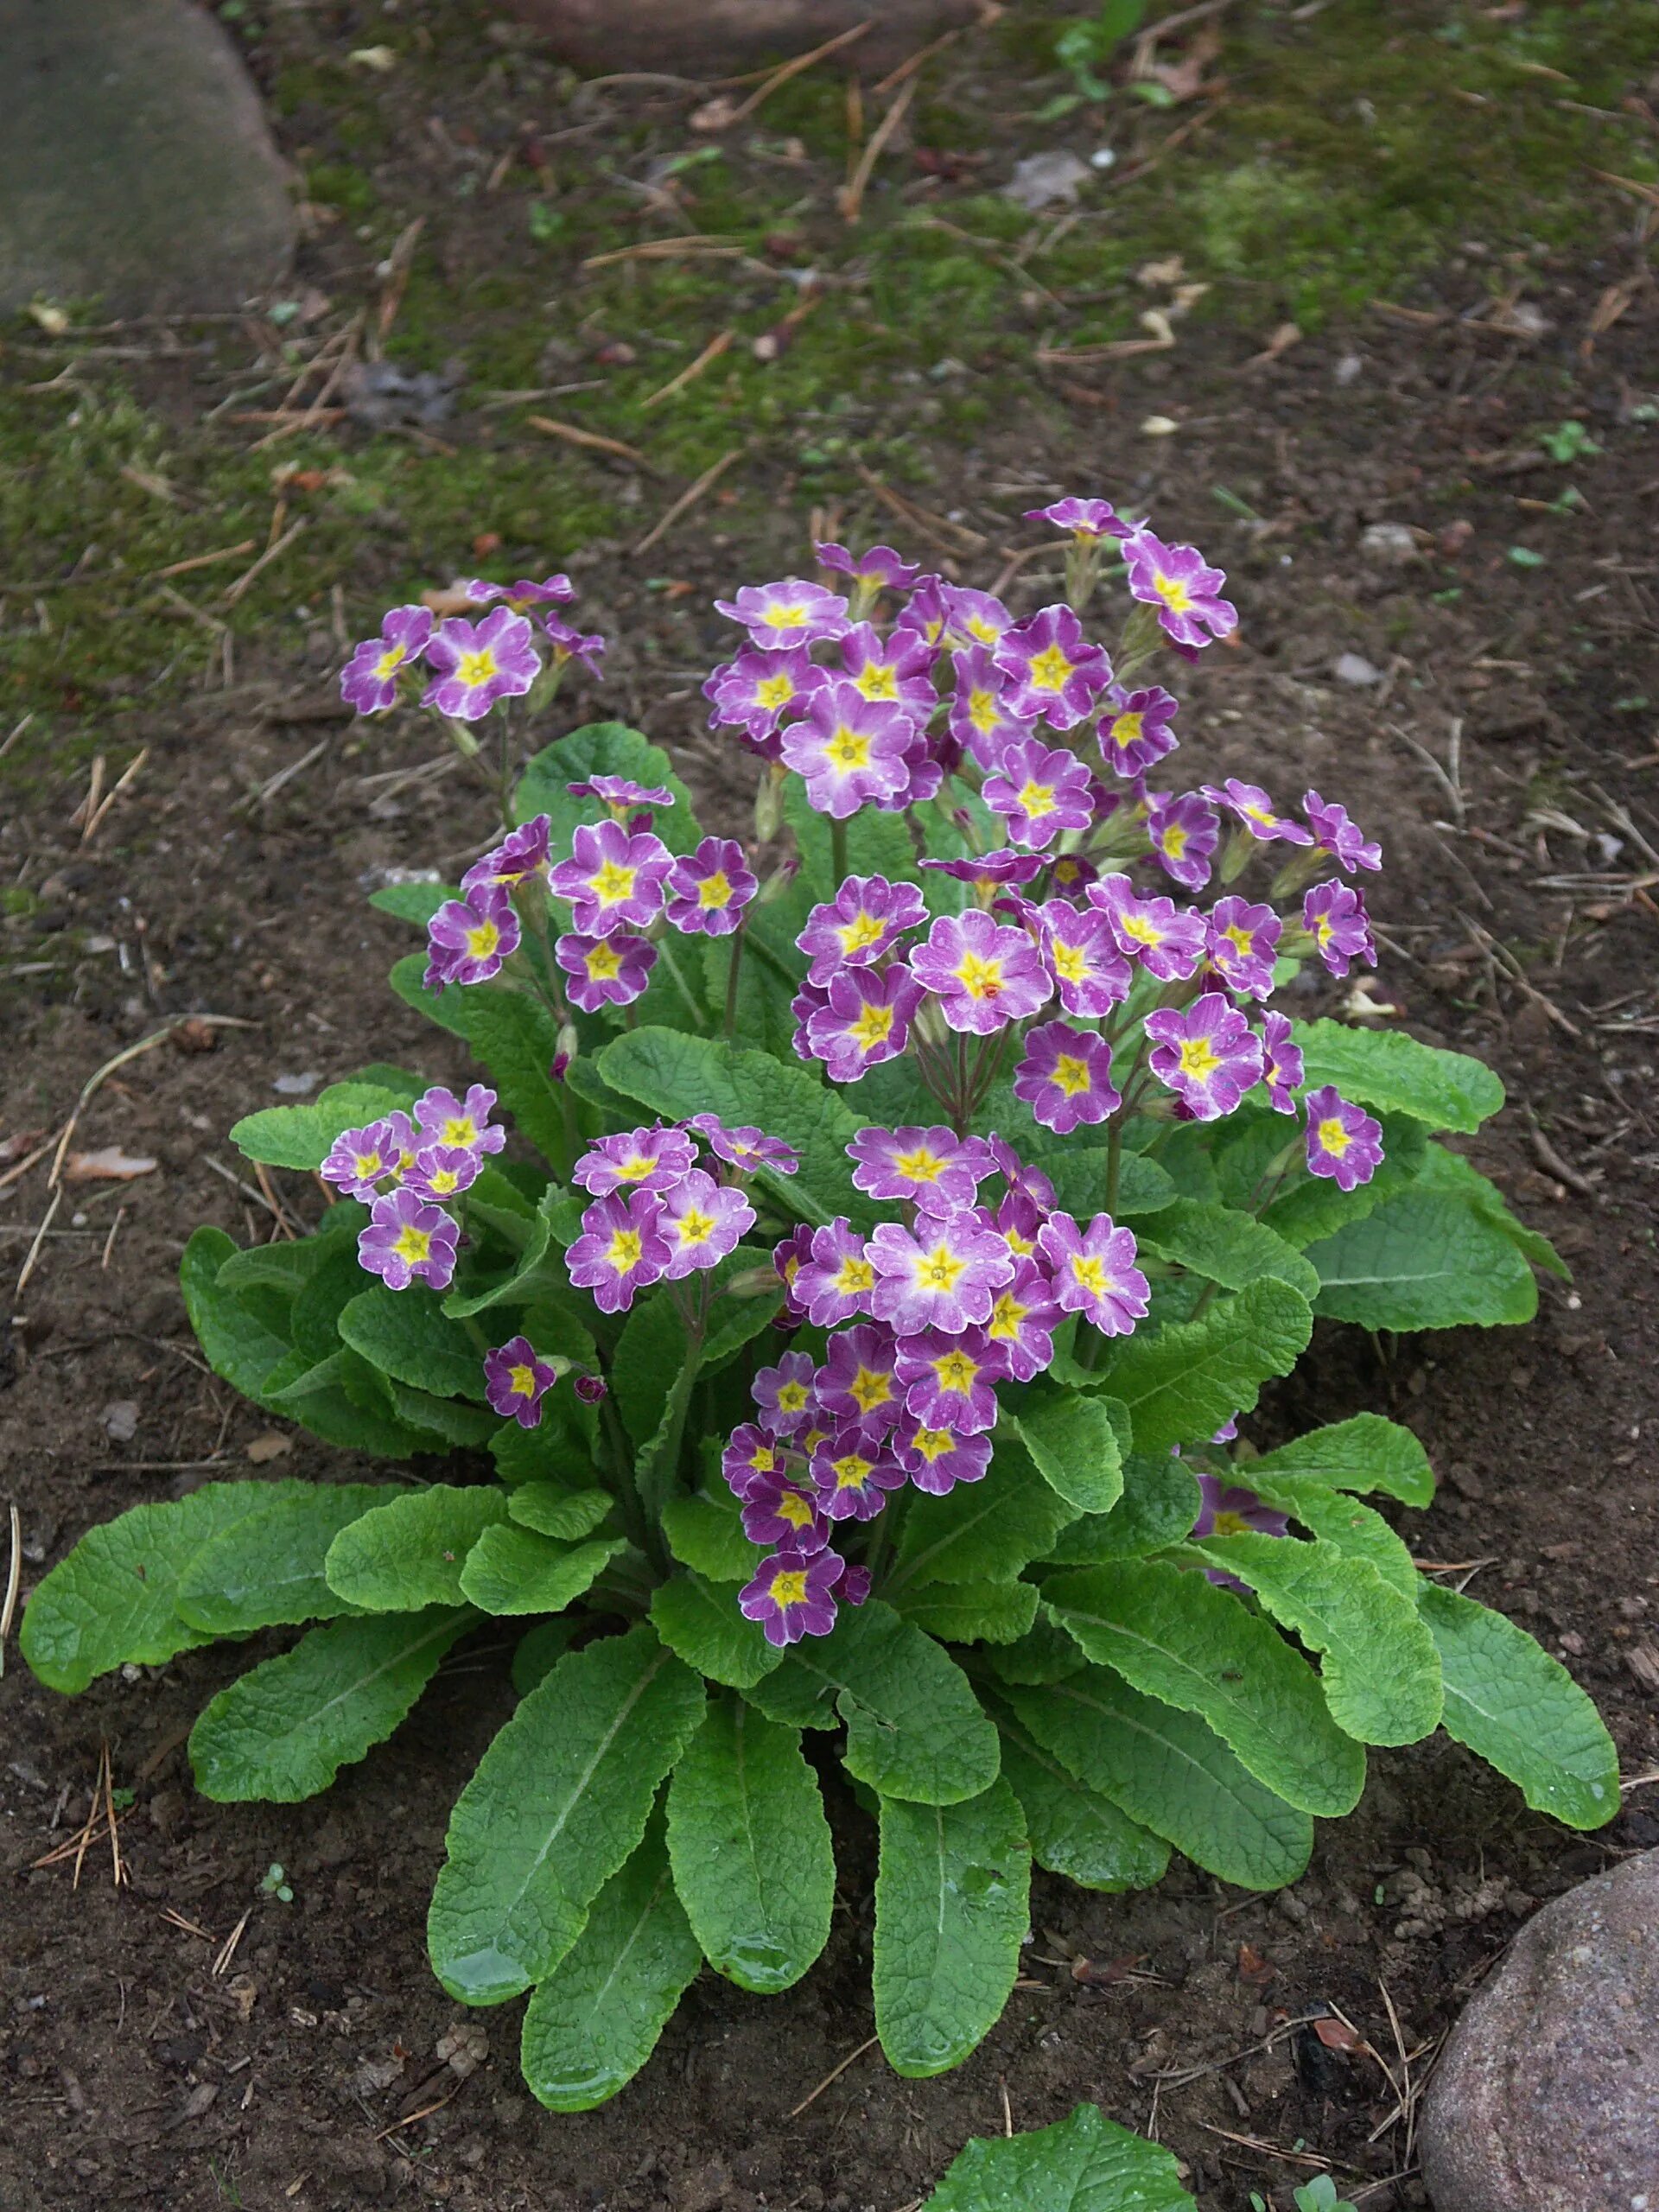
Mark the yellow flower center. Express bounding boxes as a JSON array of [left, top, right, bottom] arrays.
[[374, 644, 407, 680], [697, 871, 733, 909], [840, 911, 887, 955], [1178, 1036, 1222, 1081], [590, 859, 638, 906], [1002, 1226, 1036, 1257], [964, 612, 1001, 645], [464, 918, 501, 961], [455, 647, 499, 688], [586, 942, 623, 981], [1019, 780, 1058, 820], [771, 1567, 810, 1607], [828, 724, 873, 771], [907, 1426, 954, 1462], [856, 664, 899, 701], [427, 1166, 463, 1197], [607, 1228, 644, 1272], [778, 1490, 815, 1529], [1052, 940, 1087, 983], [1242, 804, 1276, 830], [1213, 1509, 1250, 1536], [835, 1255, 877, 1294], [1109, 711, 1144, 751], [849, 1366, 893, 1414], [441, 1116, 478, 1147], [1028, 643, 1073, 692], [1315, 913, 1335, 946], [1153, 573, 1193, 614], [508, 1363, 537, 1398], [760, 603, 806, 633], [988, 1289, 1028, 1340], [748, 1442, 779, 1477], [969, 687, 1000, 735], [1318, 1116, 1351, 1155], [955, 951, 1005, 1001], [1071, 1254, 1108, 1297], [918, 1243, 968, 1293], [931, 1348, 979, 1393], [1118, 911, 1163, 948], [676, 1205, 717, 1247], [616, 1154, 658, 1181], [353, 1149, 385, 1179], [1052, 1052, 1094, 1098], [392, 1224, 432, 1265], [776, 1381, 810, 1414], [848, 1001, 896, 1052], [892, 1147, 944, 1184], [755, 672, 795, 709], [1224, 924, 1255, 959], [1160, 823, 1188, 860], [832, 1452, 874, 1491]]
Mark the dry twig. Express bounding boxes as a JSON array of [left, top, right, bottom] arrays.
[[786, 2032, 880, 2118], [527, 414, 653, 467], [633, 448, 741, 556], [641, 330, 734, 410]]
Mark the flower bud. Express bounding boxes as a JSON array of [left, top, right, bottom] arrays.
[[721, 1264, 783, 1299], [550, 1024, 579, 1084], [444, 715, 481, 760], [756, 850, 801, 905], [573, 1373, 607, 1403], [754, 761, 787, 843]]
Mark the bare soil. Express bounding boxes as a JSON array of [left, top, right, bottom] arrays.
[[4, 48, 1659, 2212]]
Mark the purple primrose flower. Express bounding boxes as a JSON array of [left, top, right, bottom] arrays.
[[741, 1474, 831, 1554], [993, 604, 1113, 730], [848, 1126, 994, 1209], [424, 887, 520, 992], [986, 1261, 1061, 1382], [1192, 1474, 1289, 1588], [752, 1350, 818, 1436], [895, 1326, 1007, 1435], [782, 682, 915, 818], [814, 542, 922, 595], [715, 577, 850, 650], [809, 1433, 906, 1523], [565, 1189, 671, 1313], [664, 836, 757, 938], [1014, 1020, 1122, 1135], [1025, 497, 1136, 541], [1090, 874, 1206, 981], [796, 874, 926, 985], [550, 819, 673, 937], [1303, 880, 1377, 976], [462, 572, 574, 610], [567, 774, 676, 812], [1033, 898, 1133, 1017], [1206, 895, 1282, 1001], [461, 815, 552, 898], [1096, 683, 1179, 779], [1204, 779, 1313, 848], [688, 1115, 799, 1177], [949, 645, 1039, 767], [703, 645, 825, 748], [1122, 530, 1237, 651], [414, 1084, 505, 1155], [837, 621, 938, 719], [804, 964, 923, 1083], [483, 1335, 561, 1428], [1144, 992, 1265, 1121], [1303, 789, 1382, 873], [1036, 1211, 1149, 1337], [722, 1421, 789, 1498], [868, 1214, 1015, 1337], [816, 1323, 902, 1433], [982, 736, 1098, 849], [1147, 791, 1221, 893], [792, 1220, 879, 1329], [406, 1144, 482, 1204], [422, 608, 541, 721], [321, 1117, 399, 1200], [573, 1125, 697, 1197], [740, 1545, 846, 1646], [556, 929, 656, 1013], [358, 1187, 459, 1294], [911, 909, 1052, 1035], [1261, 1009, 1304, 1114], [896, 1421, 993, 1495], [658, 1169, 755, 1279], [340, 605, 434, 714], [1303, 1085, 1384, 1191]]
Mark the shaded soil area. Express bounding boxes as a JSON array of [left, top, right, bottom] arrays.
[[4, 13, 1659, 2210]]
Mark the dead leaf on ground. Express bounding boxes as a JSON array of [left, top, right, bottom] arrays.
[[245, 1432, 295, 1465], [0, 1128, 47, 1164], [1236, 1942, 1277, 1986], [65, 1147, 158, 1183], [1143, 25, 1224, 102], [1313, 2015, 1372, 2056], [1071, 1952, 1147, 1986]]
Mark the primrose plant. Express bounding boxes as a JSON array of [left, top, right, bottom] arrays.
[[23, 505, 1618, 2113]]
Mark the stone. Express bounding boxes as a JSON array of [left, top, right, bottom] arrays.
[[0, 0, 295, 316], [1003, 151, 1094, 213], [498, 0, 978, 78], [1419, 1849, 1659, 2212]]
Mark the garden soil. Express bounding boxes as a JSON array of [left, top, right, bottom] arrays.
[[4, 48, 1659, 2212]]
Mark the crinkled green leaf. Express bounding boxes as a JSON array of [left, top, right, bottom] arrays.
[[922, 2100, 1194, 2212], [1045, 1560, 1365, 1817], [744, 1599, 1001, 1806], [507, 1484, 614, 1542], [982, 1610, 1090, 1687], [442, 1185, 569, 1319], [1098, 1281, 1313, 1455], [1247, 1413, 1434, 1507], [228, 1082, 410, 1171], [785, 774, 912, 897], [1260, 1114, 1427, 1249], [1000, 1668, 1313, 1891], [429, 1624, 705, 2005], [888, 1434, 1078, 1591], [995, 1719, 1170, 1894], [596, 1027, 870, 1230], [458, 1524, 626, 1616], [325, 1484, 511, 1611], [614, 1290, 696, 1449], [516, 723, 703, 855], [181, 1226, 294, 1402], [1009, 1391, 1126, 1516], [1244, 1475, 1417, 1597], [660, 1491, 762, 1584], [1420, 1583, 1618, 1830], [1036, 1146, 1179, 1221], [1416, 1142, 1569, 1277], [650, 1573, 782, 1688], [1306, 1192, 1538, 1329], [667, 1696, 834, 1993], [519, 1803, 702, 2112], [338, 1286, 491, 1401], [1290, 1019, 1503, 1133], [190, 1606, 473, 1802], [490, 1402, 603, 1491], [1042, 1453, 1202, 1565], [512, 1617, 582, 1696], [874, 1779, 1030, 2078], [263, 1346, 442, 1458], [368, 880, 454, 926], [21, 1481, 313, 1694], [175, 1481, 397, 1633], [383, 1381, 500, 1449], [1188, 1535, 1442, 1746], [390, 955, 566, 1165], [893, 1581, 1040, 1646], [1136, 1198, 1319, 1301]]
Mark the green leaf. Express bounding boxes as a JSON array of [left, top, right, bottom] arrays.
[[389, 956, 566, 1165], [666, 1696, 835, 1993], [190, 1606, 473, 1802], [516, 723, 703, 855], [596, 1027, 871, 1230], [1042, 1453, 1201, 1565], [893, 1581, 1040, 1646], [1419, 1583, 1618, 1830], [1033, 1146, 1178, 1221], [519, 1803, 702, 2112], [1290, 1019, 1503, 1133], [888, 1435, 1078, 1591], [785, 774, 912, 897], [1304, 1179, 1538, 1330], [383, 1381, 501, 1448], [744, 1599, 1001, 1806], [512, 1617, 582, 1695], [507, 1484, 613, 1541], [442, 1185, 569, 1319], [175, 1481, 397, 1633], [369, 880, 454, 925], [1045, 1560, 1366, 1817], [1260, 1114, 1427, 1249], [660, 1491, 762, 1584], [457, 1525, 626, 1616], [1247, 1413, 1434, 1507], [923, 2101, 1193, 2212], [614, 1289, 696, 1449], [649, 1573, 782, 1689], [1008, 1392, 1125, 1516], [338, 1286, 490, 1401], [1415, 1142, 1569, 1278], [1000, 1669, 1313, 1891], [874, 1779, 1030, 2078], [1098, 1281, 1313, 1455], [21, 1481, 312, 1694], [995, 1718, 1170, 1894], [228, 1082, 410, 1171], [428, 1624, 705, 2005], [982, 1610, 1090, 1687], [181, 1226, 294, 1402], [1187, 1536, 1443, 1746], [325, 1484, 512, 1611], [1243, 1476, 1417, 1597], [263, 1346, 442, 1459], [1136, 1198, 1319, 1301]]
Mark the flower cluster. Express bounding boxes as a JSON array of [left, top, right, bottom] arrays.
[[321, 1082, 506, 1294], [566, 1118, 791, 1314], [725, 1125, 1148, 1646], [340, 573, 604, 722], [422, 795, 759, 1004]]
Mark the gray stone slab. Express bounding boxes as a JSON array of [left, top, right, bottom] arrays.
[[2, 0, 296, 315]]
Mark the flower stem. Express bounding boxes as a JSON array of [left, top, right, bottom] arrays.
[[654, 932, 709, 1032], [722, 912, 748, 1041], [830, 816, 849, 887]]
